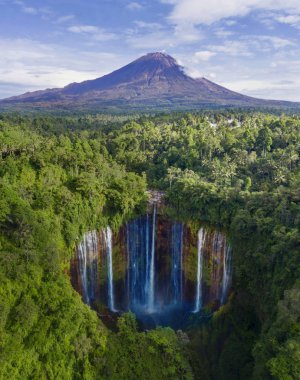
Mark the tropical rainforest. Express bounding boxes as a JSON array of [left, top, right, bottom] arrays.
[[0, 111, 299, 380]]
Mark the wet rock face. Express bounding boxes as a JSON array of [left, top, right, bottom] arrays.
[[70, 213, 232, 328]]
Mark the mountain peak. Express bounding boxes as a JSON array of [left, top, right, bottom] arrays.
[[141, 52, 177, 61], [2, 52, 299, 110], [146, 52, 169, 57], [61, 51, 186, 95], [136, 52, 181, 68]]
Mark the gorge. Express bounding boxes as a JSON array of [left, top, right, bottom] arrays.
[[1, 112, 299, 379], [71, 205, 232, 329]]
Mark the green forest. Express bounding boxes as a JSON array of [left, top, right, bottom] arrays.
[[0, 111, 299, 379]]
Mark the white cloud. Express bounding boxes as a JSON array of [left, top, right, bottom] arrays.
[[127, 23, 202, 49], [203, 35, 296, 59], [68, 25, 99, 33], [185, 68, 203, 77], [214, 27, 234, 38], [194, 51, 216, 61], [257, 35, 296, 48], [127, 31, 177, 49], [56, 14, 75, 24], [276, 14, 300, 28], [163, 0, 300, 25], [221, 78, 300, 101], [222, 79, 273, 92], [0, 38, 123, 98], [134, 20, 162, 29], [277, 14, 300, 23], [225, 20, 237, 26], [209, 40, 253, 56], [14, 0, 52, 17], [174, 24, 202, 42], [127, 2, 143, 10], [22, 6, 38, 14], [68, 25, 117, 41]]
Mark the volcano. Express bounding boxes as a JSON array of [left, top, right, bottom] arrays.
[[1, 52, 299, 111]]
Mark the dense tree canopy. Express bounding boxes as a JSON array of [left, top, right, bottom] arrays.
[[0, 111, 299, 379]]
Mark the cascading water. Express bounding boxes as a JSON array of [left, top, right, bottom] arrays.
[[126, 223, 130, 306], [193, 228, 205, 313], [103, 226, 116, 312], [76, 230, 99, 305], [126, 206, 156, 312], [148, 204, 156, 311], [72, 213, 233, 328], [221, 244, 232, 304], [211, 231, 223, 302], [171, 222, 184, 305], [144, 214, 150, 306]]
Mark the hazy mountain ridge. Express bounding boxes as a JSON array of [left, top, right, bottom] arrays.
[[1, 52, 300, 111]]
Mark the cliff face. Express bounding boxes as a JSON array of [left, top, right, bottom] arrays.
[[70, 211, 232, 327]]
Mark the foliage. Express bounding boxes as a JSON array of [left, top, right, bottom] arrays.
[[1, 111, 300, 379], [0, 120, 147, 378], [103, 313, 193, 379]]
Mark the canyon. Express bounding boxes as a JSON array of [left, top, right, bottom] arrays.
[[71, 205, 232, 329]]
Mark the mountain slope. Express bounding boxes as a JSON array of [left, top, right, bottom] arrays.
[[1, 52, 299, 111]]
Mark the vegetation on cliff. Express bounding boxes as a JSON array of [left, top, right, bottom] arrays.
[[0, 111, 299, 379]]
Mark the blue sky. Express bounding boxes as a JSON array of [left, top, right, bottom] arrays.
[[1, 0, 300, 100]]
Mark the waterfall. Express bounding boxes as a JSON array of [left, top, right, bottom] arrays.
[[171, 222, 183, 305], [77, 237, 88, 303], [126, 223, 130, 307], [144, 214, 150, 305], [221, 244, 232, 304], [104, 227, 116, 312], [72, 216, 233, 327], [180, 224, 183, 302], [148, 204, 156, 311], [193, 228, 206, 313], [211, 231, 223, 301], [126, 207, 156, 312], [127, 217, 147, 309], [76, 230, 98, 305]]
